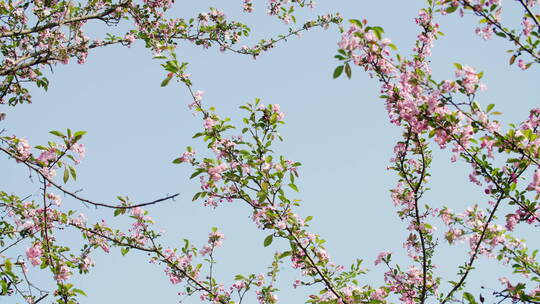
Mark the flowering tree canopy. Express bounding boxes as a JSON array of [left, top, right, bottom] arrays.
[[0, 0, 539, 304]]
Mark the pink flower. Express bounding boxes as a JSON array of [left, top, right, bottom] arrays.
[[232, 280, 246, 290], [54, 264, 71, 281], [208, 230, 224, 247], [439, 208, 454, 225], [527, 168, 540, 193], [125, 34, 136, 45], [39, 167, 56, 180], [178, 150, 196, 163], [374, 251, 391, 265], [518, 59, 528, 70], [243, 0, 253, 12], [47, 193, 61, 206], [371, 288, 387, 301], [71, 143, 85, 163], [194, 90, 204, 102], [456, 65, 482, 95], [204, 117, 216, 130], [26, 243, 43, 266], [475, 24, 493, 40], [37, 148, 57, 165], [16, 138, 31, 159], [523, 19, 533, 36], [207, 163, 228, 181], [189, 91, 204, 109], [80, 257, 94, 271], [100, 243, 110, 253], [132, 207, 144, 218]]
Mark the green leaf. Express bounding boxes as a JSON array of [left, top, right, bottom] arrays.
[[73, 288, 87, 296], [263, 234, 273, 247], [63, 168, 69, 183], [1, 279, 7, 294], [446, 6, 458, 13], [463, 292, 478, 304], [74, 130, 86, 137], [69, 166, 77, 181], [73, 131, 86, 141], [345, 63, 352, 79], [333, 65, 344, 79], [486, 104, 495, 112], [288, 183, 299, 192], [190, 170, 203, 179], [50, 130, 65, 137], [172, 158, 183, 164], [161, 76, 172, 87], [279, 251, 291, 259], [453, 62, 462, 70], [349, 19, 363, 27], [4, 259, 11, 272]]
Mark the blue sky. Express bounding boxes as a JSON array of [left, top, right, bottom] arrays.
[[2, 1, 538, 303]]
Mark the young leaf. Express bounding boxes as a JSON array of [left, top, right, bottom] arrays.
[[161, 76, 172, 87], [263, 234, 273, 247], [333, 65, 344, 79], [345, 63, 352, 79], [50, 130, 65, 137], [69, 166, 77, 181], [463, 292, 478, 304], [288, 183, 299, 192]]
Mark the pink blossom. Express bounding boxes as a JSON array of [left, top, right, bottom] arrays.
[[125, 34, 136, 45], [527, 168, 540, 193], [439, 208, 454, 225], [374, 251, 391, 265], [178, 150, 196, 163], [204, 117, 216, 130], [71, 143, 85, 163], [16, 138, 31, 159], [243, 0, 253, 12], [25, 243, 42, 266], [54, 264, 71, 281], [456, 65, 482, 95], [194, 90, 204, 102], [189, 90, 204, 109], [80, 257, 94, 271], [37, 148, 57, 165], [132, 207, 144, 218], [47, 193, 61, 206], [232, 280, 246, 290], [208, 230, 224, 247], [475, 24, 493, 40], [207, 163, 228, 181], [39, 167, 56, 180], [371, 288, 387, 301], [523, 19, 533, 36], [518, 59, 528, 70]]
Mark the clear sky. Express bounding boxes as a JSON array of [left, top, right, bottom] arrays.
[[2, 1, 538, 303]]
